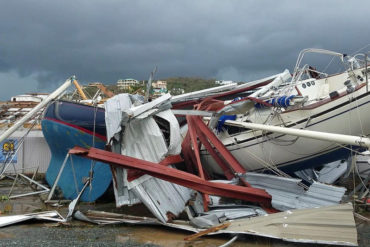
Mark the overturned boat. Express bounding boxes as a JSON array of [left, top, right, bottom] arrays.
[[201, 48, 370, 175]]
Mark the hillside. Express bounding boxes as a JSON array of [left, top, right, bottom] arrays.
[[164, 77, 217, 93]]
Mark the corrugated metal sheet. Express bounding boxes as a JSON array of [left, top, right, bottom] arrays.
[[203, 207, 267, 220], [355, 151, 370, 178], [76, 204, 357, 246], [317, 160, 348, 184], [132, 178, 192, 222], [222, 203, 357, 246], [243, 173, 346, 211], [105, 95, 191, 223]]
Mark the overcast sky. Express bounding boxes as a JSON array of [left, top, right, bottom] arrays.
[[1, 0, 370, 100]]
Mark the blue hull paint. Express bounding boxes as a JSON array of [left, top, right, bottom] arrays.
[[278, 147, 354, 174], [42, 119, 112, 202]]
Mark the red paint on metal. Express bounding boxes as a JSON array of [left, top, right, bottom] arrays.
[[191, 116, 247, 175], [188, 116, 251, 187], [194, 125, 235, 180], [181, 132, 196, 174], [187, 115, 211, 211], [70, 146, 272, 206], [127, 155, 184, 182], [44, 117, 107, 141]]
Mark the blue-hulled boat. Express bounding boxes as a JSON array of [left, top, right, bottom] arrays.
[[41, 100, 111, 202]]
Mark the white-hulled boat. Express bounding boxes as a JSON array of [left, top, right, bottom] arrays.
[[201, 48, 370, 174]]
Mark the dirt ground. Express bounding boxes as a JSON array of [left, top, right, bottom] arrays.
[[0, 177, 369, 247]]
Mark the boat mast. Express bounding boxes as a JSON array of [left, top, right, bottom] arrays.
[[0, 77, 74, 143], [224, 120, 370, 149]]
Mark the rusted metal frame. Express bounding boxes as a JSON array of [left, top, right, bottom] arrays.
[[127, 154, 183, 182], [70, 146, 272, 206], [191, 116, 251, 187], [186, 115, 206, 179], [181, 132, 196, 174], [187, 116, 210, 210], [192, 116, 246, 173], [194, 124, 235, 180]]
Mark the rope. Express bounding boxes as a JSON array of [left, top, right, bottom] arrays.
[[88, 102, 99, 201]]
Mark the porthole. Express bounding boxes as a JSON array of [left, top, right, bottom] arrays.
[[302, 83, 306, 88], [307, 82, 311, 87], [311, 81, 315, 85]]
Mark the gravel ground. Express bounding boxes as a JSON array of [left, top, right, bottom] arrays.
[[0, 178, 369, 246], [0, 223, 159, 247]]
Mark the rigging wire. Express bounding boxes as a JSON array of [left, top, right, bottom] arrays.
[[88, 101, 99, 201]]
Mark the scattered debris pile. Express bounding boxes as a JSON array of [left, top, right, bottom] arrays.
[[0, 73, 369, 246]]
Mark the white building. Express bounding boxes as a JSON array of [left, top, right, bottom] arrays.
[[117, 78, 140, 90], [152, 80, 167, 90], [10, 93, 48, 102]]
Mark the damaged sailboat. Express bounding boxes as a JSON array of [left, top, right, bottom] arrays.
[[201, 48, 370, 175]]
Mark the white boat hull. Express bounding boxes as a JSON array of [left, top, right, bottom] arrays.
[[201, 83, 370, 174]]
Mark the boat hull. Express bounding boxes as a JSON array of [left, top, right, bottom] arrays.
[[41, 101, 111, 202], [201, 87, 370, 175]]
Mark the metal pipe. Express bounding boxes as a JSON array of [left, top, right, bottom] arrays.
[[45, 153, 70, 202], [0, 77, 73, 144], [224, 120, 370, 148], [18, 173, 49, 191], [72, 79, 88, 100]]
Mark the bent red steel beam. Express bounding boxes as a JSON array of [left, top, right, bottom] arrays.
[[188, 116, 251, 187], [193, 120, 235, 180], [127, 154, 183, 182], [186, 115, 206, 179], [191, 116, 246, 173], [181, 132, 196, 174], [70, 146, 272, 207], [187, 116, 210, 210]]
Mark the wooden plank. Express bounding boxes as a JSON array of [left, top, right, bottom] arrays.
[[184, 222, 231, 241]]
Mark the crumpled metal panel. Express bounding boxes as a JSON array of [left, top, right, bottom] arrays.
[[0, 211, 65, 227], [105, 94, 191, 223], [243, 173, 346, 211], [222, 203, 357, 246], [75, 204, 357, 246], [203, 207, 267, 220], [132, 178, 192, 222], [104, 94, 139, 142], [317, 160, 348, 184], [355, 151, 370, 178]]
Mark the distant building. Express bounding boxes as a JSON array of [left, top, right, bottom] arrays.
[[151, 80, 168, 97], [10, 93, 48, 102], [117, 78, 140, 90], [215, 80, 234, 85], [152, 80, 167, 90]]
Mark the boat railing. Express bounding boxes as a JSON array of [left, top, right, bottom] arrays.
[[291, 48, 345, 84], [294, 64, 329, 83]]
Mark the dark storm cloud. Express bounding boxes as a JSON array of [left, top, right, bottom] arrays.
[[0, 0, 370, 99]]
